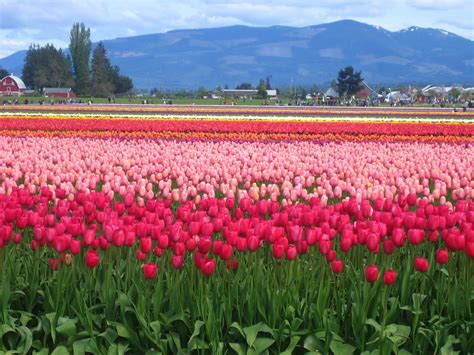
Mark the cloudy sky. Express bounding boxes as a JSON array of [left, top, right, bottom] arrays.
[[0, 0, 472, 58]]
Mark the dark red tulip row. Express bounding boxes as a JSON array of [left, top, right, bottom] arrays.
[[0, 186, 473, 280]]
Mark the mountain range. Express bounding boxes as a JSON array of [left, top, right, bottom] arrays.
[[1, 20, 473, 90]]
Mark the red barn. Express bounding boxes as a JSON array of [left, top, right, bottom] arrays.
[[0, 74, 26, 96], [43, 87, 75, 98], [355, 82, 375, 99]]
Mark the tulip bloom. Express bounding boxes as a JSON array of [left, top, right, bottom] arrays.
[[414, 257, 429, 272], [383, 270, 397, 285], [201, 259, 216, 277], [365, 265, 378, 284], [143, 263, 158, 280], [140, 237, 153, 254], [70, 239, 81, 255], [171, 255, 184, 269], [85, 250, 100, 269], [435, 249, 449, 265], [331, 259, 343, 273]]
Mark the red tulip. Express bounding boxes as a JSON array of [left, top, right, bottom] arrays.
[[140, 237, 153, 254], [326, 249, 336, 262], [186, 237, 197, 251], [392, 228, 406, 247], [465, 242, 474, 259], [331, 259, 343, 273], [408, 229, 425, 245], [219, 244, 233, 260], [407, 193, 417, 206], [365, 265, 378, 284], [68, 239, 80, 255], [13, 233, 21, 244], [414, 257, 429, 272], [173, 242, 185, 256], [154, 246, 163, 257], [48, 258, 60, 271], [247, 235, 260, 251], [143, 263, 158, 280], [383, 239, 395, 255], [366, 233, 380, 252], [171, 255, 184, 269], [136, 249, 147, 261], [198, 237, 212, 254], [85, 250, 100, 269], [157, 233, 169, 249], [83, 229, 96, 246], [201, 259, 216, 277], [225, 258, 238, 270], [383, 270, 397, 285], [435, 249, 449, 265], [285, 245, 297, 260], [340, 237, 352, 253]]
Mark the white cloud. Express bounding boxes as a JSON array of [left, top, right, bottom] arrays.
[[409, 0, 466, 10]]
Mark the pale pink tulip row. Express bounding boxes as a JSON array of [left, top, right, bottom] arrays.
[[0, 136, 472, 206]]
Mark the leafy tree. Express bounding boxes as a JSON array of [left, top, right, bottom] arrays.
[[196, 86, 209, 98], [378, 87, 388, 95], [0, 67, 9, 79], [257, 79, 268, 99], [235, 82, 253, 90], [22, 44, 74, 91], [336, 66, 364, 99], [69, 22, 91, 96], [450, 88, 461, 102]]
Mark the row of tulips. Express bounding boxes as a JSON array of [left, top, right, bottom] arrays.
[[0, 184, 472, 353], [1, 115, 473, 137], [2, 129, 474, 143], [2, 185, 473, 270], [0, 137, 472, 205], [2, 103, 474, 118]]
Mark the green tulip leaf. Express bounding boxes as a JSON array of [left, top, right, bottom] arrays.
[[330, 340, 356, 355], [51, 345, 70, 355]]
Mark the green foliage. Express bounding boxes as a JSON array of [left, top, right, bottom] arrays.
[[0, 237, 472, 353], [22, 44, 74, 91], [235, 82, 253, 90], [336, 66, 364, 99], [69, 22, 91, 96], [91, 42, 115, 97], [0, 68, 9, 79], [90, 51, 133, 96], [257, 79, 268, 99]]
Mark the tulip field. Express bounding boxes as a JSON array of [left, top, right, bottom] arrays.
[[0, 105, 473, 354]]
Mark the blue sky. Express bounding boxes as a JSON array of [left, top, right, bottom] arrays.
[[0, 0, 472, 58]]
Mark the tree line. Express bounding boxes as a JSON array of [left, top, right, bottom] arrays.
[[21, 23, 133, 96]]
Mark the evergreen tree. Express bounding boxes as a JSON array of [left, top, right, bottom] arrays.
[[336, 66, 364, 100], [22, 44, 74, 91], [91, 42, 114, 97], [110, 65, 133, 94], [69, 22, 91, 96], [91, 42, 133, 96], [0, 67, 9, 79]]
